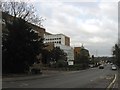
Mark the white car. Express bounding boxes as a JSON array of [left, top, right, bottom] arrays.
[[89, 64, 94, 68], [112, 65, 117, 70]]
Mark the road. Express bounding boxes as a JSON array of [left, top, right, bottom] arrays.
[[2, 64, 118, 88]]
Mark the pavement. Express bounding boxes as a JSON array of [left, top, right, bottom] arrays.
[[2, 64, 118, 88], [0, 76, 2, 90], [2, 70, 82, 82]]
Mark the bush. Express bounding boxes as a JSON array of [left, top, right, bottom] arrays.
[[56, 60, 65, 68], [67, 64, 89, 70], [31, 68, 42, 74]]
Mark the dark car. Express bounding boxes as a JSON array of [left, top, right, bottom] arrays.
[[99, 65, 104, 69]]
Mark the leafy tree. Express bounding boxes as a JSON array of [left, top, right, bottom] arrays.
[[75, 48, 90, 68], [91, 55, 94, 64], [2, 16, 44, 73], [50, 47, 67, 62], [112, 43, 120, 67], [1, 2, 44, 27], [43, 47, 67, 68], [2, 2, 44, 73], [41, 49, 51, 64], [56, 59, 67, 68]]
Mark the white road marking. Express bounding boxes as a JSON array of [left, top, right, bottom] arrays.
[[106, 74, 117, 90], [90, 80, 93, 82], [19, 83, 29, 87], [100, 76, 104, 79], [10, 81, 15, 83], [106, 77, 112, 80]]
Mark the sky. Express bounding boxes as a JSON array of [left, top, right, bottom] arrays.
[[31, 0, 118, 57], [2, 0, 118, 57]]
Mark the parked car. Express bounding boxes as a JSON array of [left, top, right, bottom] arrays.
[[110, 63, 113, 65], [112, 65, 117, 70], [99, 64, 104, 69], [89, 64, 94, 68]]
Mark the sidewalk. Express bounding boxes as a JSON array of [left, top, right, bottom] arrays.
[[2, 70, 75, 82], [2, 68, 90, 82]]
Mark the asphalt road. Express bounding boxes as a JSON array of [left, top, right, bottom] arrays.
[[2, 64, 118, 88]]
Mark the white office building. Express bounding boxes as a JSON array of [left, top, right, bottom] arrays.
[[44, 34, 74, 65], [44, 34, 70, 46], [54, 43, 74, 65]]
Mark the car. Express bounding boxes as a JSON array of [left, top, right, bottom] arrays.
[[99, 65, 104, 69], [89, 64, 94, 68], [112, 65, 117, 70], [110, 63, 113, 65]]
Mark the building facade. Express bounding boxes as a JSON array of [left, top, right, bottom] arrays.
[[29, 24, 46, 37], [74, 46, 90, 64], [2, 12, 47, 38], [44, 34, 74, 65], [54, 43, 74, 65], [74, 47, 81, 60], [44, 34, 70, 46]]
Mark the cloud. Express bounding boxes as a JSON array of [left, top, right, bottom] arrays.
[[34, 1, 118, 56], [88, 37, 107, 43], [1, 0, 37, 3], [2, 0, 118, 56]]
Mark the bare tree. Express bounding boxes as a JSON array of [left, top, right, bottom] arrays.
[[1, 1, 44, 27]]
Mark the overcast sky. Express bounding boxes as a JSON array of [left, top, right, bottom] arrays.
[[31, 0, 118, 57], [3, 0, 118, 57]]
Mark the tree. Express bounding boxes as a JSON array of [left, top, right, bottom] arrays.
[[50, 47, 67, 62], [2, 2, 44, 73], [112, 43, 120, 67], [1, 2, 44, 27], [3, 17, 44, 73], [41, 49, 51, 64], [91, 55, 94, 63], [75, 47, 90, 69], [45, 47, 67, 68]]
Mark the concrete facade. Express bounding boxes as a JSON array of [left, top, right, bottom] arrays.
[[44, 34, 70, 46], [44, 43, 54, 51], [74, 47, 81, 61], [2, 12, 47, 38], [44, 34, 74, 65], [54, 43, 74, 61]]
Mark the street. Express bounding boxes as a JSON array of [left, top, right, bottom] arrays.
[[2, 64, 118, 88]]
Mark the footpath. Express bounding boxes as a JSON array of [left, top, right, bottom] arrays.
[[2, 70, 80, 82]]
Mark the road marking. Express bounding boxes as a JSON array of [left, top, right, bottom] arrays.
[[90, 80, 93, 82], [10, 81, 15, 83], [100, 76, 104, 79], [106, 77, 112, 80], [19, 83, 29, 87], [55, 79, 60, 80], [106, 74, 117, 90], [112, 83, 116, 88], [106, 76, 112, 80]]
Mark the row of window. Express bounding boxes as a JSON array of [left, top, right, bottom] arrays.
[[46, 41, 61, 44], [45, 38, 61, 40]]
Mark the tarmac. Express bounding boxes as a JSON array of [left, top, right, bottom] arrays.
[[2, 70, 79, 82]]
